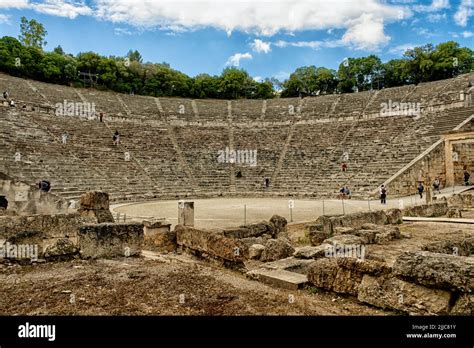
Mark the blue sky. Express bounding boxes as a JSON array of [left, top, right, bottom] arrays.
[[0, 0, 473, 81]]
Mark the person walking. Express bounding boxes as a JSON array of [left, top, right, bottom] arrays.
[[418, 182, 424, 199], [433, 177, 441, 194], [380, 185, 387, 204], [464, 170, 470, 186]]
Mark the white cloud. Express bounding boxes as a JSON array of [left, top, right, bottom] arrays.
[[92, 0, 408, 49], [30, 0, 93, 19], [251, 39, 271, 53], [454, 0, 474, 26], [0, 0, 92, 18], [340, 13, 390, 50], [388, 43, 417, 55], [114, 27, 132, 35], [0, 13, 10, 24], [0, 0, 29, 8], [427, 12, 447, 22], [274, 39, 323, 49], [226, 52, 252, 66], [253, 76, 263, 82], [462, 30, 474, 37], [413, 0, 449, 12]]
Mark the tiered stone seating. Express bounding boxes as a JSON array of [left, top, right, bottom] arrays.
[[1, 72, 473, 201], [193, 100, 228, 121], [233, 125, 289, 192], [0, 73, 48, 105], [362, 84, 416, 115], [300, 94, 338, 119], [231, 99, 263, 121], [173, 126, 230, 192], [333, 90, 373, 118], [265, 98, 300, 120], [159, 97, 194, 120]]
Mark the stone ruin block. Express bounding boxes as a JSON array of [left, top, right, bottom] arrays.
[[143, 220, 175, 252], [392, 251, 473, 292], [259, 238, 295, 262], [79, 191, 110, 210], [78, 191, 114, 223], [178, 201, 194, 226], [0, 213, 94, 262], [78, 223, 144, 259], [357, 275, 452, 315], [422, 237, 474, 257], [175, 225, 248, 262], [307, 258, 363, 296], [450, 293, 473, 315], [222, 215, 287, 239], [402, 202, 448, 218]]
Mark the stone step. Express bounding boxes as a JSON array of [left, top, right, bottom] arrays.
[[246, 268, 309, 290]]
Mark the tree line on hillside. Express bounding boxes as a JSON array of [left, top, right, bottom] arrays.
[[0, 17, 472, 100]]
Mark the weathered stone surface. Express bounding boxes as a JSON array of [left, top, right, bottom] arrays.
[[249, 244, 266, 260], [176, 225, 248, 262], [337, 227, 377, 244], [360, 223, 379, 230], [386, 209, 403, 224], [307, 258, 363, 296], [246, 268, 308, 290], [392, 251, 474, 292], [79, 191, 110, 210], [261, 257, 314, 273], [223, 221, 275, 239], [260, 239, 295, 262], [422, 237, 474, 256], [143, 221, 175, 252], [43, 238, 78, 259], [448, 193, 473, 208], [239, 236, 268, 248], [269, 215, 287, 234], [78, 191, 114, 223], [334, 226, 356, 234], [358, 275, 452, 315], [0, 213, 93, 240], [375, 226, 401, 244], [78, 223, 144, 259], [78, 208, 114, 223], [309, 230, 331, 246], [336, 257, 391, 276], [446, 207, 462, 218], [402, 202, 448, 218], [329, 211, 388, 231], [450, 293, 473, 315], [294, 244, 331, 259], [324, 234, 367, 246]]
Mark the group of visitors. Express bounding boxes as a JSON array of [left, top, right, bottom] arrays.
[[339, 186, 351, 199]]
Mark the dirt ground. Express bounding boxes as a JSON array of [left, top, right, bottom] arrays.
[[0, 255, 386, 316], [1, 219, 472, 316]]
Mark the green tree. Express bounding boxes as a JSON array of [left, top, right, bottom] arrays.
[[19, 17, 47, 49]]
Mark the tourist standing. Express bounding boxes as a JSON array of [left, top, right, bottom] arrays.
[[380, 185, 387, 204]]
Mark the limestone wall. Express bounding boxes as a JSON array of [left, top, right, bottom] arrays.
[[382, 143, 447, 197], [453, 142, 474, 184], [0, 175, 67, 215], [0, 213, 95, 261], [307, 250, 473, 315]]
